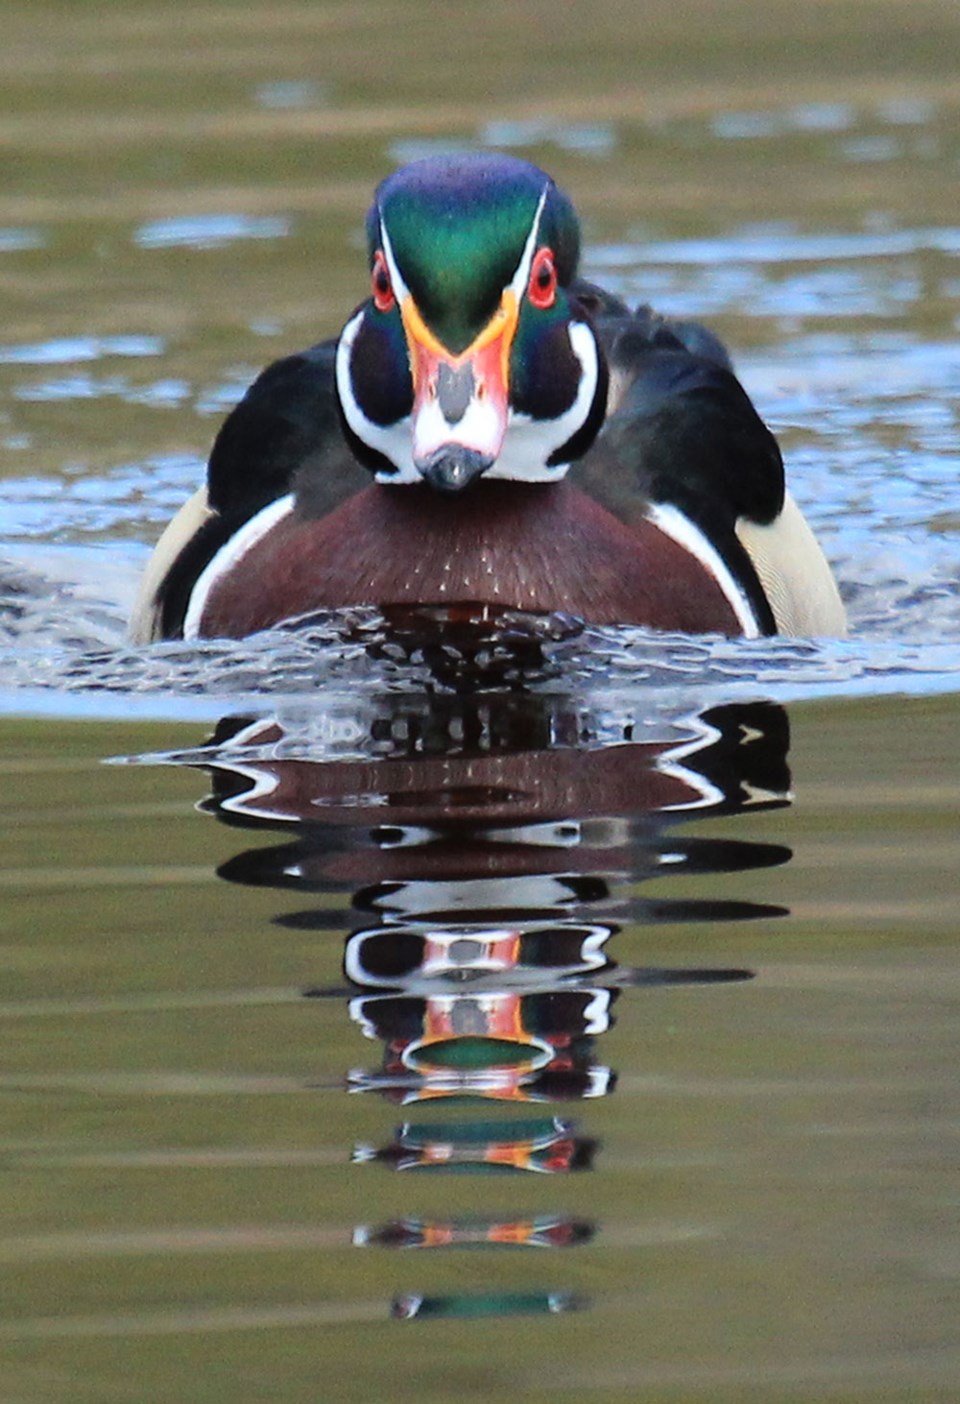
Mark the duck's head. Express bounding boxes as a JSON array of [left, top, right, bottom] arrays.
[[335, 153, 608, 492]]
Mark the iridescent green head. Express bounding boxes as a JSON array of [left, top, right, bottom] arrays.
[[369, 152, 581, 354], [336, 153, 607, 491]]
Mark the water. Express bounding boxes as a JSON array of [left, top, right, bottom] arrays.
[[4, 690, 960, 1399], [1, 2, 960, 1398]]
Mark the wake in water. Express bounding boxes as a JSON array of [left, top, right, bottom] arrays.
[[2, 213, 958, 713], [1, 569, 958, 718]]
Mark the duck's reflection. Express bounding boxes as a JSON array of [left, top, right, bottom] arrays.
[[391, 1288, 588, 1320], [356, 1214, 595, 1249], [353, 1116, 598, 1175], [185, 674, 791, 1317]]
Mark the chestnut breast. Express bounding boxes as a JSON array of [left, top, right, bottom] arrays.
[[194, 481, 741, 637]]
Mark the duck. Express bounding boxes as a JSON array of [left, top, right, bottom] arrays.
[[130, 152, 846, 643]]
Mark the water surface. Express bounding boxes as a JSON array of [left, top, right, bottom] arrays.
[[3, 689, 960, 1400], [1, 2, 960, 1400]]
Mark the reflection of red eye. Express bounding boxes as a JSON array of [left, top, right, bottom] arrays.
[[527, 247, 557, 310], [371, 250, 395, 312]]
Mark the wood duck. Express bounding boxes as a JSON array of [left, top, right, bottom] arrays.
[[131, 152, 846, 642]]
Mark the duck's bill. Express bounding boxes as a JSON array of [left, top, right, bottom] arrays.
[[402, 293, 517, 492], [416, 444, 494, 493]]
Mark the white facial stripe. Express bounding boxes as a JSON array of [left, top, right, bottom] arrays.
[[334, 307, 363, 414], [341, 316, 600, 486], [336, 308, 419, 483], [379, 185, 550, 320], [183, 493, 295, 639], [487, 320, 600, 482], [508, 184, 550, 301], [377, 217, 411, 304]]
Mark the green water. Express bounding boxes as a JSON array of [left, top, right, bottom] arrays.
[[2, 0, 960, 1398], [2, 693, 959, 1400], [3, 0, 959, 505]]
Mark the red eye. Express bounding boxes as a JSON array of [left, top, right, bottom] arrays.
[[371, 249, 395, 312], [527, 246, 557, 310]]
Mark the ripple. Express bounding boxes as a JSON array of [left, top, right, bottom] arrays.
[[0, 335, 164, 365], [133, 214, 292, 250], [480, 119, 617, 157], [0, 454, 204, 541], [12, 373, 192, 407], [589, 225, 960, 269], [711, 104, 855, 140], [875, 97, 937, 126], [388, 137, 478, 165], [253, 79, 328, 110], [2, 607, 959, 726], [0, 227, 47, 253]]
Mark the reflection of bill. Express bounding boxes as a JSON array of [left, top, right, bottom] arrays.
[[354, 1216, 595, 1249]]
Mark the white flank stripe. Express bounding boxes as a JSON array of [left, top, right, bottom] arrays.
[[645, 501, 761, 637], [183, 494, 295, 639]]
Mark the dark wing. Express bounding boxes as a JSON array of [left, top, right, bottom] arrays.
[[153, 339, 367, 638], [569, 305, 785, 634], [207, 338, 367, 521]]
